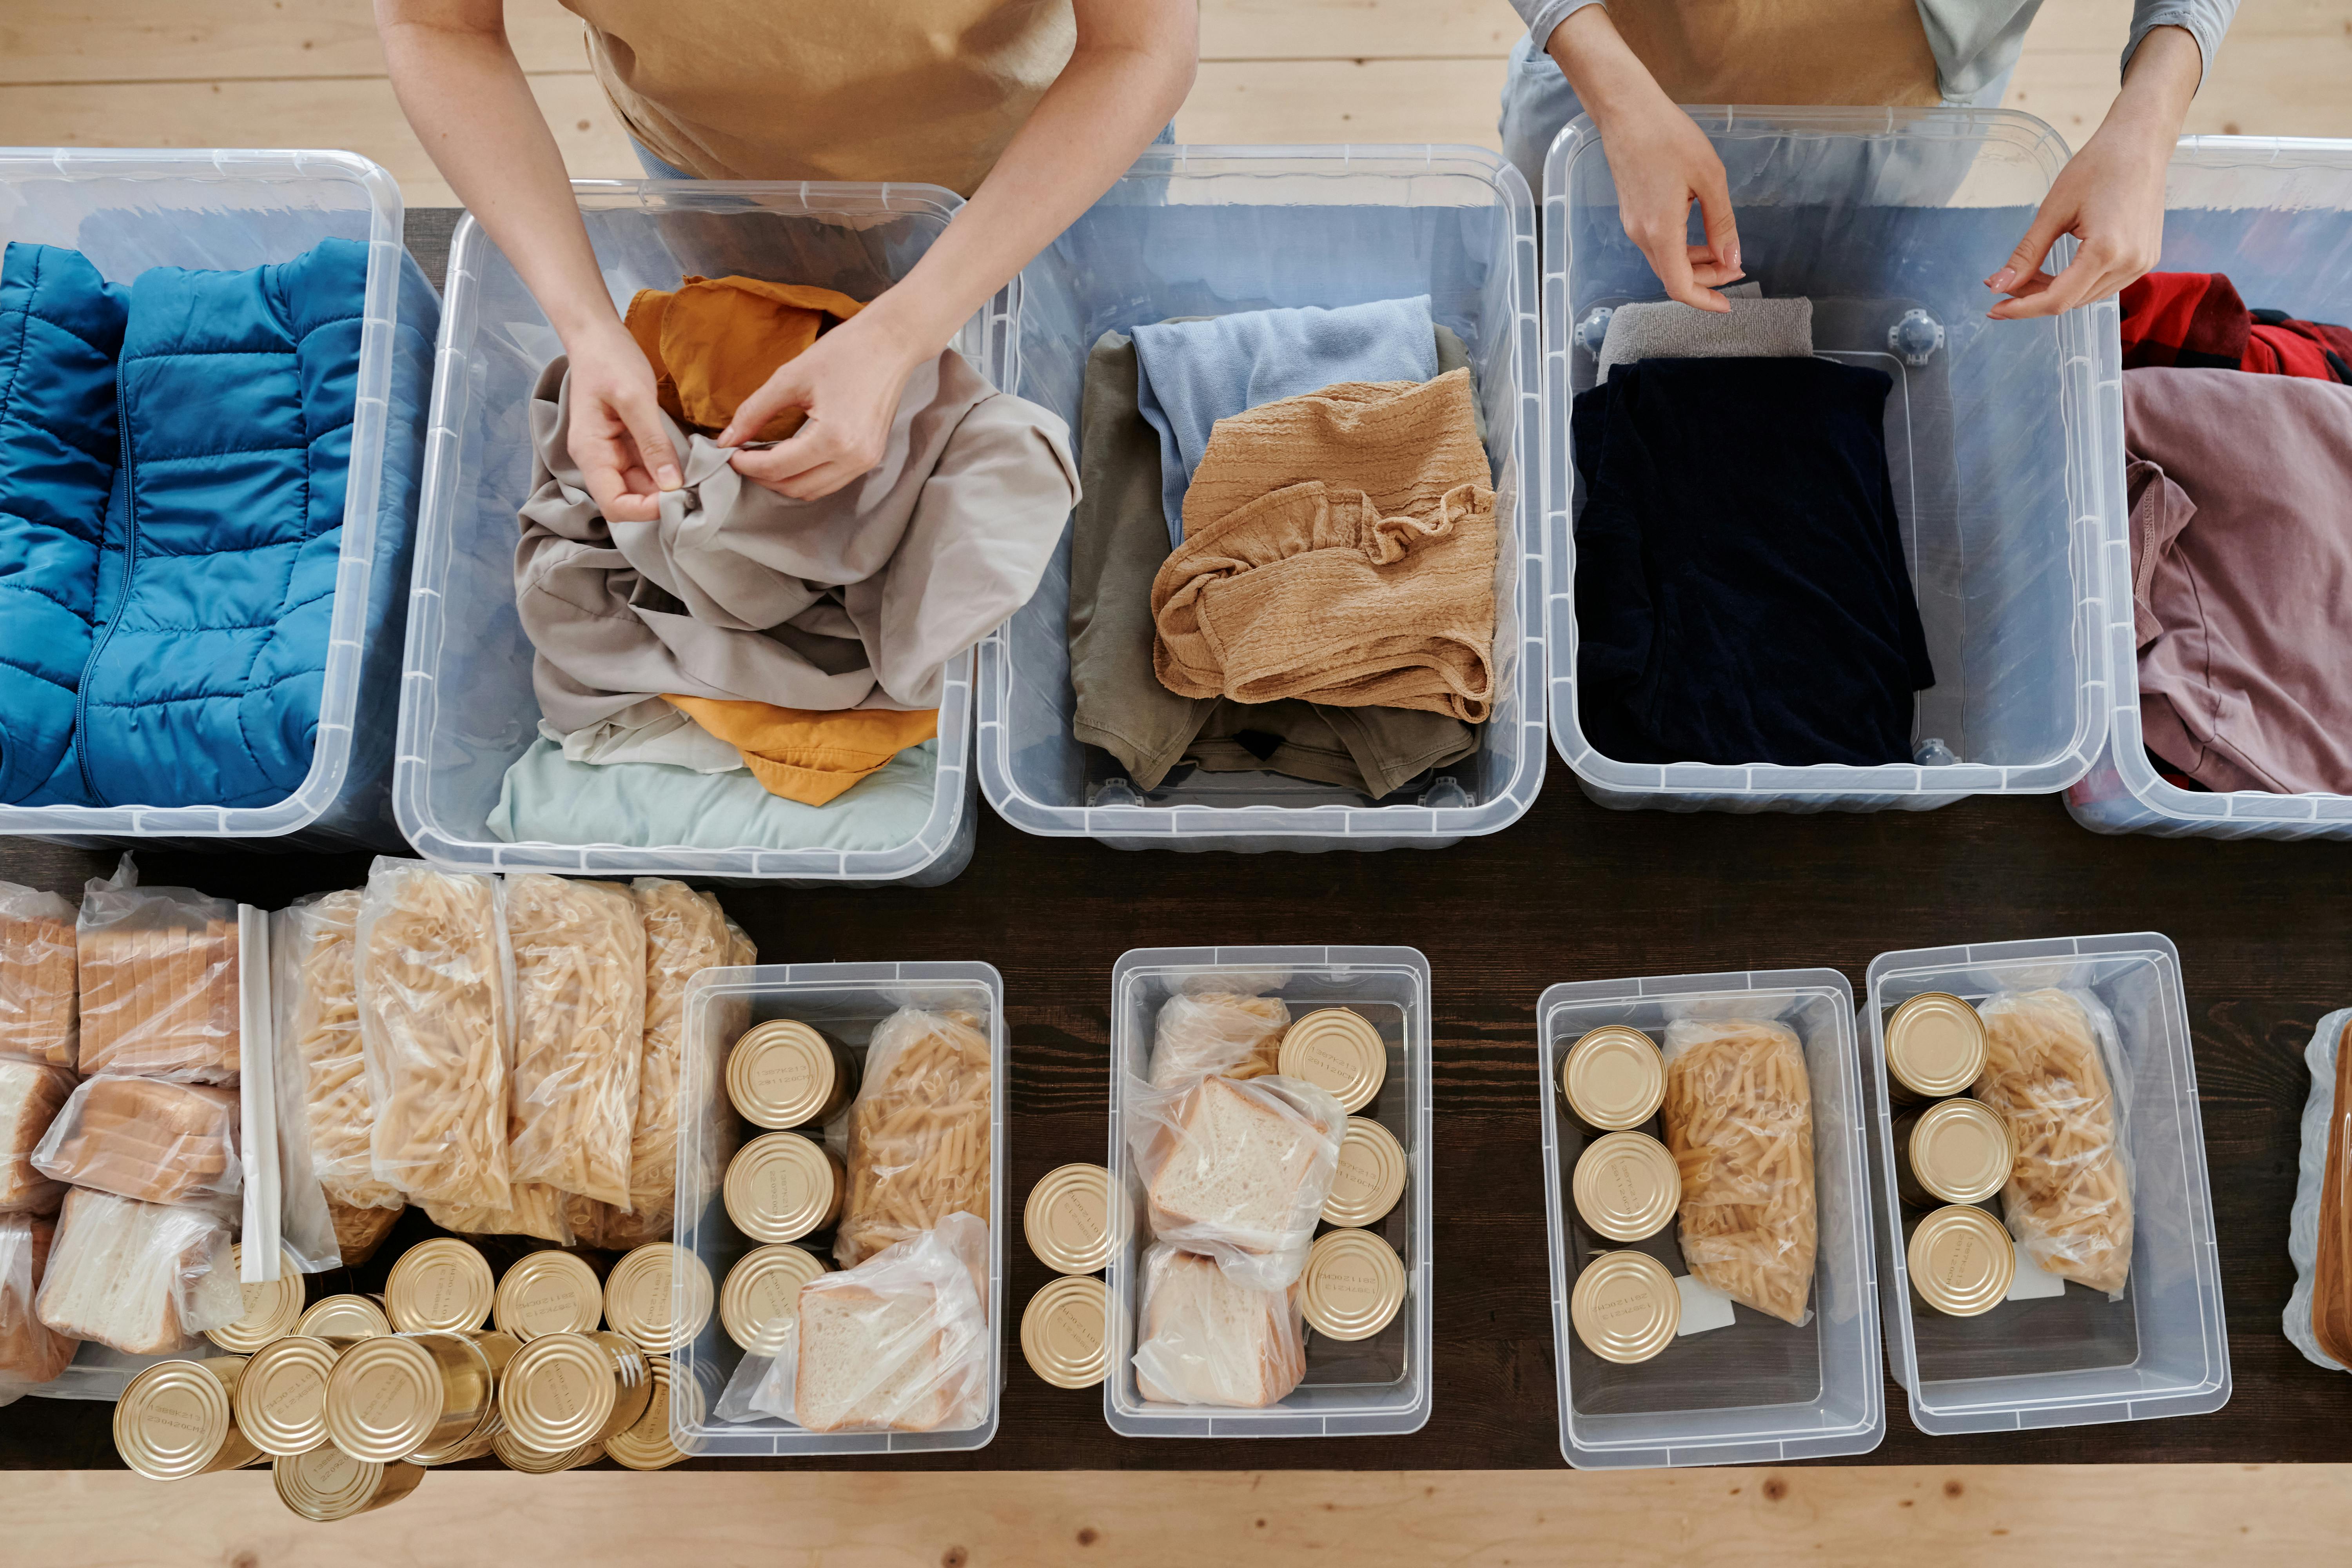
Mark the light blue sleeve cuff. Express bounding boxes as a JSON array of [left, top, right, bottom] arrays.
[[1513, 0, 1606, 52], [2125, 0, 2239, 89]]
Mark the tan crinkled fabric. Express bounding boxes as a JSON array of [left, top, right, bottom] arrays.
[[505, 875, 647, 1210], [1151, 368, 1497, 721]]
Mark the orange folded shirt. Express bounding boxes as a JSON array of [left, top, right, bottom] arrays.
[[663, 697, 938, 806], [624, 275, 867, 443]]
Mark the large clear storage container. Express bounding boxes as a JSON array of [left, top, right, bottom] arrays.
[[1538, 968, 1882, 1469], [669, 960, 1007, 1455], [975, 147, 1545, 853], [2067, 136, 2352, 840], [0, 148, 437, 849], [1863, 934, 2229, 1435], [396, 181, 1009, 883], [1543, 109, 2109, 813], [1103, 945, 1432, 1436]]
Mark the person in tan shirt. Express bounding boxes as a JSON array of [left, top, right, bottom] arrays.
[[376, 1, 1196, 509]]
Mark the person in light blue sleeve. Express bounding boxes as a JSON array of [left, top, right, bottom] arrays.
[[1498, 1, 2238, 321]]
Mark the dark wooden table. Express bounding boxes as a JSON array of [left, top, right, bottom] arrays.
[[4, 210, 2347, 1471]]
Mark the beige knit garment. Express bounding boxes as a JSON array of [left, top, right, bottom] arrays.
[[1150, 368, 1497, 721]]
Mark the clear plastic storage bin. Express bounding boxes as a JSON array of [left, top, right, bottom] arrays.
[[1863, 934, 2229, 1435], [668, 961, 1007, 1455], [975, 147, 1544, 853], [1543, 109, 2109, 813], [2068, 136, 2352, 840], [1538, 969, 1882, 1469], [0, 148, 437, 849], [1103, 945, 1432, 1436], [396, 181, 1008, 882]]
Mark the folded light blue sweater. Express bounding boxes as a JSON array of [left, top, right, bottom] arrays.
[[489, 739, 938, 852]]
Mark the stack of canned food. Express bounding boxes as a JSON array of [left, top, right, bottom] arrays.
[[1881, 993, 2029, 1316], [1284, 1009, 1413, 1348], [1554, 1024, 1687, 1362], [711, 1018, 843, 1358]]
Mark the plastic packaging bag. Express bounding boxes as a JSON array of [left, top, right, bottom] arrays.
[[504, 875, 645, 1209], [34, 1188, 239, 1355], [327, 1198, 404, 1267], [1148, 993, 1289, 1090], [0, 1059, 75, 1214], [76, 860, 240, 1085], [32, 1076, 241, 1207], [422, 1183, 575, 1246], [274, 891, 402, 1213], [1131, 1242, 1305, 1408], [2285, 1009, 2352, 1371], [355, 859, 512, 1211], [749, 1210, 989, 1434], [1975, 987, 2134, 1298], [0, 1215, 76, 1404], [836, 1007, 992, 1269], [0, 882, 78, 1070], [1127, 1071, 1345, 1291], [1661, 1017, 1817, 1327]]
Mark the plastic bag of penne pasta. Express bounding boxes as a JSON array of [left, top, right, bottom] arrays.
[[504, 874, 646, 1210], [1147, 993, 1289, 1090], [835, 1007, 992, 1269], [274, 892, 404, 1222], [1975, 988, 2134, 1297], [354, 859, 512, 1212], [75, 860, 240, 1085], [422, 1183, 575, 1246], [0, 882, 78, 1070], [1661, 1016, 1817, 1327]]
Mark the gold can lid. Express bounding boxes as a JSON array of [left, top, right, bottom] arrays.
[[1570, 1131, 1682, 1243], [604, 1243, 715, 1356], [1886, 992, 1989, 1099], [494, 1251, 605, 1341], [1321, 1117, 1408, 1229], [298, 1293, 391, 1339], [723, 1131, 841, 1244], [385, 1238, 495, 1334], [719, 1244, 829, 1355], [1023, 1163, 1118, 1274], [604, 1355, 689, 1471], [205, 1244, 309, 1353], [323, 1335, 448, 1462], [1908, 1098, 2015, 1206], [236, 1335, 343, 1457], [273, 1448, 422, 1522], [492, 1427, 604, 1473], [1019, 1275, 1109, 1389], [1300, 1229, 1406, 1342], [1560, 1025, 1666, 1130], [407, 1414, 503, 1468], [1908, 1205, 2016, 1316], [1570, 1250, 1681, 1363], [499, 1333, 623, 1452], [1278, 1009, 1388, 1113], [727, 1020, 840, 1129], [115, 1358, 240, 1481]]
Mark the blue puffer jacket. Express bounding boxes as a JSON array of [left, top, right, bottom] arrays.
[[0, 236, 409, 810]]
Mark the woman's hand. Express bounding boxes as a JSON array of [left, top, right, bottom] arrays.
[[719, 305, 930, 500], [561, 321, 682, 523], [1987, 25, 2203, 320]]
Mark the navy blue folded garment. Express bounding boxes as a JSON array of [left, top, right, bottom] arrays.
[[1570, 356, 1933, 768]]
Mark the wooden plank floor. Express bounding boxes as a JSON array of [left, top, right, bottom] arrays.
[[1, 1, 2347, 208]]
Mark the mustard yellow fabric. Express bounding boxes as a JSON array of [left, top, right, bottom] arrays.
[[624, 276, 867, 443], [663, 697, 940, 806]]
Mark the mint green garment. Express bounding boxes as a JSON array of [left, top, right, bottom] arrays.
[[489, 738, 938, 851]]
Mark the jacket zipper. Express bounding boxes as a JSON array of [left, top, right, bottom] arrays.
[[73, 385, 137, 806]]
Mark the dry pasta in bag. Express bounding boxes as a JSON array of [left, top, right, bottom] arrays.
[[0, 1215, 75, 1401], [1131, 1243, 1305, 1408], [423, 1184, 574, 1246], [32, 1076, 240, 1207], [1661, 1017, 1817, 1327], [1148, 993, 1289, 1089], [275, 891, 403, 1214], [0, 1059, 74, 1214], [355, 859, 512, 1211], [836, 1007, 992, 1269], [503, 875, 646, 1209], [328, 1198, 403, 1267], [75, 865, 240, 1085], [0, 882, 78, 1070], [750, 1210, 989, 1434], [1975, 988, 2134, 1296], [34, 1188, 240, 1355], [1128, 1071, 1346, 1292]]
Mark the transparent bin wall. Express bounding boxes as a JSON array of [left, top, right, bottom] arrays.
[[1542, 109, 2106, 814], [2068, 136, 2352, 841], [1538, 969, 1882, 1469], [396, 181, 1011, 884], [1863, 934, 2229, 1435], [669, 961, 1007, 1456], [976, 147, 1544, 853], [0, 149, 437, 850], [1103, 945, 1433, 1436]]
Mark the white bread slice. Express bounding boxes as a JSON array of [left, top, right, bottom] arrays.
[[1145, 1076, 1323, 1250], [1133, 1249, 1303, 1408], [793, 1282, 955, 1433], [33, 1188, 236, 1355]]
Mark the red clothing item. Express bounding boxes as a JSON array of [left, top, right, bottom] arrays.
[[2119, 272, 2352, 383]]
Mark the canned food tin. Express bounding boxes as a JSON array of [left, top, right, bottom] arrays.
[[604, 1354, 696, 1471], [385, 1238, 496, 1334], [1559, 1025, 1666, 1131], [723, 1131, 845, 1244], [1300, 1229, 1406, 1342], [1570, 1130, 1682, 1243], [1277, 1009, 1388, 1113], [493, 1250, 607, 1341], [1022, 1162, 1120, 1274], [726, 1019, 857, 1129], [719, 1243, 829, 1355], [1020, 1275, 1109, 1389], [603, 1244, 715, 1356], [1895, 1098, 2015, 1208], [1321, 1117, 1408, 1229], [115, 1357, 263, 1481], [1570, 1250, 1681, 1364], [499, 1330, 655, 1452], [272, 1448, 425, 1521], [492, 1428, 604, 1473], [236, 1334, 356, 1457], [1884, 992, 1989, 1102], [1907, 1205, 2016, 1316], [205, 1244, 309, 1353], [322, 1330, 518, 1464], [298, 1293, 391, 1339]]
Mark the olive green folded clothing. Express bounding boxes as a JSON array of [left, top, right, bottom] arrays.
[[1067, 328, 1475, 798], [488, 738, 938, 851]]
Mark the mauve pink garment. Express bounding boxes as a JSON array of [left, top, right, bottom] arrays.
[[2125, 367, 2352, 795]]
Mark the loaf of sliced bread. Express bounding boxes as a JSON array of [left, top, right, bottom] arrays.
[[793, 1282, 956, 1433], [1132, 1245, 1303, 1408], [0, 885, 78, 1070], [1145, 1075, 1334, 1255], [34, 1188, 238, 1355], [0, 1060, 76, 1214], [0, 1215, 76, 1386], [33, 1076, 240, 1205]]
